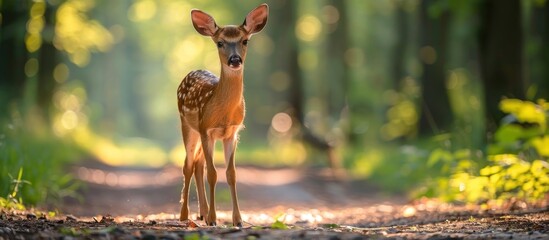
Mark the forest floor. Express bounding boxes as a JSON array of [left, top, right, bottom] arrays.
[[1, 159, 548, 239]]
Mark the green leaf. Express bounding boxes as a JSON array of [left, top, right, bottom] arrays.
[[530, 136, 549, 157], [271, 220, 289, 230], [494, 125, 524, 144], [499, 98, 546, 128], [500, 99, 524, 114], [507, 162, 531, 178], [480, 165, 501, 176], [322, 223, 340, 229], [522, 180, 534, 191], [427, 148, 453, 167]]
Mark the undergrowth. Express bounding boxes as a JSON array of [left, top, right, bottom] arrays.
[[418, 99, 549, 204], [347, 98, 548, 206], [0, 110, 82, 209]]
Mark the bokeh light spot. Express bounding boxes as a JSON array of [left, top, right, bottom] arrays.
[[272, 112, 293, 133], [54, 63, 69, 83], [27, 17, 44, 34], [269, 71, 290, 92], [29, 1, 46, 18], [105, 172, 119, 187], [24, 58, 39, 77], [62, 110, 79, 130], [70, 49, 90, 67], [322, 5, 340, 24], [92, 169, 105, 184], [296, 15, 322, 42], [25, 33, 42, 53], [55, 0, 113, 66], [419, 46, 437, 65], [128, 0, 157, 22]]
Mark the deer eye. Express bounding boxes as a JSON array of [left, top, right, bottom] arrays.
[[217, 41, 224, 48], [242, 39, 248, 46]]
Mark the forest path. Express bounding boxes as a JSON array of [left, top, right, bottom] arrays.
[[60, 159, 402, 219], [2, 159, 547, 239]]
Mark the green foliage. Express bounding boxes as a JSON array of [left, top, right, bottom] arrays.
[[270, 213, 289, 230], [346, 144, 430, 192], [418, 99, 549, 204], [0, 112, 82, 207], [490, 99, 548, 156], [0, 167, 29, 210], [270, 220, 289, 230]]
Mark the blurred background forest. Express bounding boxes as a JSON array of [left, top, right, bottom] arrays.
[[1, 0, 548, 208]]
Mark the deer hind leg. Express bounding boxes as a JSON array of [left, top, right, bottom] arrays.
[[179, 125, 200, 221], [223, 135, 242, 227], [193, 147, 209, 220]]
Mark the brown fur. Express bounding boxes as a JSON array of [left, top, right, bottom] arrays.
[[218, 26, 243, 39]]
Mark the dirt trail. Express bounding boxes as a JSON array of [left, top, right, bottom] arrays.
[[1, 159, 548, 239], [60, 159, 402, 217]]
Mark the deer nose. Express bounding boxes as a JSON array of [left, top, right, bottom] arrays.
[[228, 55, 242, 68]]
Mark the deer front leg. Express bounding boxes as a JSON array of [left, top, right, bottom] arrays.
[[193, 148, 209, 220], [223, 136, 242, 227], [201, 134, 217, 226]]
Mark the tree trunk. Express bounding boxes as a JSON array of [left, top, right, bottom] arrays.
[[0, 2, 29, 117], [392, 2, 410, 88], [479, 0, 524, 133], [36, 3, 59, 119], [530, 2, 549, 99], [418, 0, 454, 136], [325, 0, 348, 122]]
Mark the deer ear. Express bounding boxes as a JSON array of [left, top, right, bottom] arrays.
[[242, 3, 269, 35], [191, 9, 218, 36]]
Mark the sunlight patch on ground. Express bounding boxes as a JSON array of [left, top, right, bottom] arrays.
[[75, 166, 303, 188], [75, 166, 179, 188], [91, 204, 428, 227], [70, 127, 168, 167]]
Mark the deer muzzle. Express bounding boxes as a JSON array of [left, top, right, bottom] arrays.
[[228, 55, 242, 68]]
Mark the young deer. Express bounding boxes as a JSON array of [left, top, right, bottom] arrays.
[[176, 4, 268, 227]]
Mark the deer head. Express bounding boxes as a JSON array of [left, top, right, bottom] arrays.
[[190, 4, 269, 71]]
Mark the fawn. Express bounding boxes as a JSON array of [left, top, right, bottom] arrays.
[[176, 4, 269, 227]]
